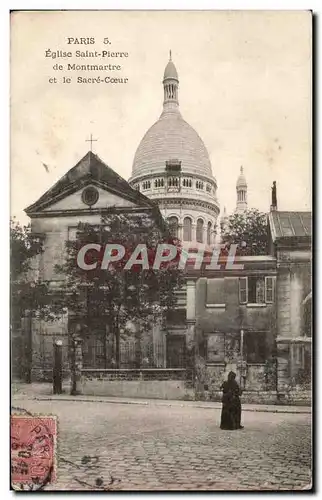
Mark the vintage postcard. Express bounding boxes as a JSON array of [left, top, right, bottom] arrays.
[[10, 10, 312, 491]]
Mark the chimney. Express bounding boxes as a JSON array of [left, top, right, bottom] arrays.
[[270, 181, 277, 211]]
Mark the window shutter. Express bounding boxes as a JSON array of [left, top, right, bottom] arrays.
[[265, 277, 275, 303], [239, 277, 248, 304]]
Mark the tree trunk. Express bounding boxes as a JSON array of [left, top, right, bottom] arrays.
[[115, 326, 120, 369], [25, 310, 32, 383], [104, 332, 108, 369]]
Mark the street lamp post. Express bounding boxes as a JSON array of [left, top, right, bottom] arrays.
[[53, 339, 63, 394]]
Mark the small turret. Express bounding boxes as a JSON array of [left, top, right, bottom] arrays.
[[235, 166, 248, 214]]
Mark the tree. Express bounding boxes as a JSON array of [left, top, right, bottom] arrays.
[[55, 210, 184, 368], [221, 209, 268, 256], [10, 218, 54, 380], [10, 218, 55, 318]]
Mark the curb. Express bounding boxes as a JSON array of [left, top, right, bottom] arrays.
[[16, 395, 312, 414]]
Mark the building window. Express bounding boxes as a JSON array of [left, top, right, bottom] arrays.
[[206, 184, 211, 193], [249, 277, 265, 304], [134, 184, 140, 191], [196, 181, 204, 190], [245, 331, 267, 363], [167, 216, 178, 238], [205, 332, 241, 363], [183, 178, 192, 188], [207, 222, 212, 245], [239, 277, 275, 304], [196, 218, 204, 243], [183, 217, 192, 241], [265, 277, 274, 303]]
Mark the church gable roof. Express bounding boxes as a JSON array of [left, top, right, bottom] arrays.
[[25, 151, 155, 215]]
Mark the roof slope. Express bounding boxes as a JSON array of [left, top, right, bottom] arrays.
[[269, 211, 312, 242], [25, 151, 156, 214]]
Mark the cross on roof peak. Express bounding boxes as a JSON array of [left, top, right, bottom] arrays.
[[86, 133, 98, 152]]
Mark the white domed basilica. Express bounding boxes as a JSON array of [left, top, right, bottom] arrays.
[[129, 53, 220, 247]]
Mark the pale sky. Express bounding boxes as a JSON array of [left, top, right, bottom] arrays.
[[11, 10, 312, 223]]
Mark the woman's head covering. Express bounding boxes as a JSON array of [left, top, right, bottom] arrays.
[[228, 371, 236, 381]]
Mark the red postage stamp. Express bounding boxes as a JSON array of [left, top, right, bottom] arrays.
[[11, 415, 57, 490]]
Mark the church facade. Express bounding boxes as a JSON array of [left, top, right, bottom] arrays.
[[15, 55, 311, 402]]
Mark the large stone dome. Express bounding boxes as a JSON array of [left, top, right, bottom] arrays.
[[132, 108, 213, 178], [129, 54, 219, 248]]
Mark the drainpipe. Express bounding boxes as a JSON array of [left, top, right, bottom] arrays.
[[240, 329, 244, 359], [240, 329, 246, 391]]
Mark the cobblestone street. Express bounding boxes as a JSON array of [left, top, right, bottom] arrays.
[[12, 398, 312, 491]]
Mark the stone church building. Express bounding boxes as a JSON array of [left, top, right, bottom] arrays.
[[16, 55, 311, 402]]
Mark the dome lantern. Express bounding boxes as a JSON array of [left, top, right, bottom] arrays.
[[163, 50, 179, 110]]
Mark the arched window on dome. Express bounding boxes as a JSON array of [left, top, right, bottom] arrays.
[[167, 216, 179, 239], [207, 222, 212, 245], [154, 178, 164, 188], [196, 219, 204, 243], [183, 217, 192, 242], [168, 177, 179, 188]]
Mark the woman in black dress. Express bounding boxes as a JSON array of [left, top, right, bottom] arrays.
[[220, 371, 244, 430]]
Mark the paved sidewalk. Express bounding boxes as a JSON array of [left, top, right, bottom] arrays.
[[12, 382, 311, 414]]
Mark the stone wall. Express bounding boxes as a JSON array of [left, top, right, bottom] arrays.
[[276, 252, 311, 391], [246, 364, 266, 391], [80, 368, 193, 400]]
